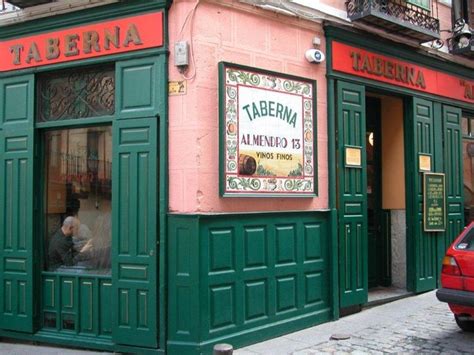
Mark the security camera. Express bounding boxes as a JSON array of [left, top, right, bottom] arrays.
[[305, 49, 325, 64]]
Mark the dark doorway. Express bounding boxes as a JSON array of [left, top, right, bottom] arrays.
[[366, 96, 391, 289]]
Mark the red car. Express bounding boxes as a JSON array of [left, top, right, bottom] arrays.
[[437, 222, 474, 331]]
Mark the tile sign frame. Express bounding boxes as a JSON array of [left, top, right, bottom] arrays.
[[219, 62, 316, 197]]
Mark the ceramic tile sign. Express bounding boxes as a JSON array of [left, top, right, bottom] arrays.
[[219, 62, 316, 197]]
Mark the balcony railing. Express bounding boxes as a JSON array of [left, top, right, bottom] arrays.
[[5, 0, 52, 8], [346, 0, 440, 42]]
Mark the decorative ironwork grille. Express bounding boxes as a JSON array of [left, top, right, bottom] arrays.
[[37, 65, 115, 122], [346, 0, 440, 34]]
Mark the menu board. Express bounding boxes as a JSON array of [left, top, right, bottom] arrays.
[[423, 173, 445, 232]]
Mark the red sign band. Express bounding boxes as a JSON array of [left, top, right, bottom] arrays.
[[332, 41, 474, 104], [0, 12, 163, 72]]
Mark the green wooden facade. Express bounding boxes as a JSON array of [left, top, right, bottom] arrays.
[[167, 212, 332, 355], [326, 25, 472, 308], [0, 3, 473, 354], [0, 1, 170, 353]]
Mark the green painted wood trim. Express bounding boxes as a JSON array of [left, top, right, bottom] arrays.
[[35, 116, 114, 129], [327, 78, 339, 320], [0, 329, 165, 354], [325, 26, 474, 79], [438, 105, 464, 284], [433, 102, 445, 286], [0, 0, 171, 40], [157, 52, 169, 350], [167, 215, 201, 350], [336, 81, 368, 307], [404, 97, 439, 293], [0, 29, 169, 350], [168, 211, 332, 355], [0, 74, 36, 333], [403, 97, 416, 292]]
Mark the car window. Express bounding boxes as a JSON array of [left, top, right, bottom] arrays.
[[456, 228, 474, 250]]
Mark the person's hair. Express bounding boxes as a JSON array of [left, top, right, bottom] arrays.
[[63, 216, 76, 228]]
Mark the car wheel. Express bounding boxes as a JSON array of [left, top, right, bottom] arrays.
[[455, 315, 474, 331]]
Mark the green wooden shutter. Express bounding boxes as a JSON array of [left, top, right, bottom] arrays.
[[112, 57, 159, 348], [406, 97, 437, 292], [442, 105, 464, 253], [337, 81, 368, 308], [0, 75, 35, 332]]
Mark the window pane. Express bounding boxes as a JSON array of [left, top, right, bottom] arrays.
[[456, 227, 474, 250], [45, 126, 112, 275], [407, 0, 430, 10]]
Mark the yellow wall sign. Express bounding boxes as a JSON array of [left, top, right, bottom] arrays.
[[169, 80, 187, 95], [419, 154, 431, 172], [345, 147, 362, 167]]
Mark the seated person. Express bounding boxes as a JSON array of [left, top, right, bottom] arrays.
[[48, 216, 77, 270], [48, 216, 91, 270]]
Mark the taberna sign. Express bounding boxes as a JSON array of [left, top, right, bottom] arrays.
[[219, 62, 316, 197], [332, 41, 474, 104], [0, 12, 163, 72]]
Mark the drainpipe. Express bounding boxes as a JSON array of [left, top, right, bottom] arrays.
[[451, 0, 463, 23]]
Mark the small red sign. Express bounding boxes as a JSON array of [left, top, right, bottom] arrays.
[[332, 41, 474, 104], [0, 12, 163, 72]]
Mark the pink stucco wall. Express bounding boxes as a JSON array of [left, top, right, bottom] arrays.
[[168, 0, 329, 213]]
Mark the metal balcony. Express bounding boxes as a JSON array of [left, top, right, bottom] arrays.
[[6, 0, 53, 8], [346, 0, 440, 42]]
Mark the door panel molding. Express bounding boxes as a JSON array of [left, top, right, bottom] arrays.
[[337, 81, 368, 308], [0, 75, 35, 333]]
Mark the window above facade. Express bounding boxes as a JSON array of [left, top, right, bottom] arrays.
[[37, 65, 115, 122], [345, 0, 440, 42]]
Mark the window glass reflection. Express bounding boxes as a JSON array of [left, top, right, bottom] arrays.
[[44, 126, 112, 274]]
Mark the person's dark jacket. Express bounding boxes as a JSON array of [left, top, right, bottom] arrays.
[[48, 228, 77, 270]]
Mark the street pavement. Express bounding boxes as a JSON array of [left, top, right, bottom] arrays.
[[236, 290, 474, 354], [0, 290, 472, 354]]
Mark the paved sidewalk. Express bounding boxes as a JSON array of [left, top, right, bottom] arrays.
[[1, 291, 471, 354], [235, 290, 474, 354], [0, 341, 107, 355]]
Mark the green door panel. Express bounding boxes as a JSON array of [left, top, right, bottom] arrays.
[[112, 117, 158, 347], [406, 97, 437, 292], [337, 81, 368, 308], [116, 57, 162, 120], [0, 75, 35, 332], [441, 105, 464, 260], [41, 274, 112, 337]]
